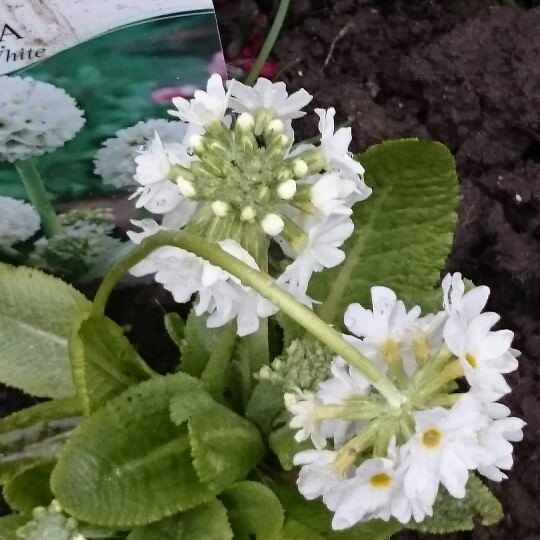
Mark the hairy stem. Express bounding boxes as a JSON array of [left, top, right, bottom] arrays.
[[92, 231, 404, 406], [14, 159, 61, 238], [244, 0, 290, 86]]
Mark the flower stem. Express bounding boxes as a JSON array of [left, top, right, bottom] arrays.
[[14, 159, 61, 238], [92, 231, 404, 407], [244, 0, 290, 86]]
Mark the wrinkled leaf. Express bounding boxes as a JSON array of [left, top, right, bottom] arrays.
[[408, 475, 503, 534], [0, 264, 90, 398], [178, 499, 233, 540], [51, 374, 219, 527], [311, 139, 458, 326], [219, 481, 284, 540], [180, 310, 226, 377], [269, 426, 311, 471], [127, 517, 179, 540], [277, 519, 326, 540], [163, 312, 185, 356], [0, 514, 27, 540], [69, 314, 154, 414], [245, 381, 284, 435], [3, 461, 55, 514], [170, 390, 263, 490]]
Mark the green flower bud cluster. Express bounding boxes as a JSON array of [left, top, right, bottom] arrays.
[[30, 208, 123, 282], [17, 500, 85, 540], [173, 114, 320, 259], [257, 338, 333, 391]]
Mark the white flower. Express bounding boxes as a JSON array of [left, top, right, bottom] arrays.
[[442, 272, 490, 324], [132, 133, 193, 214], [343, 287, 421, 372], [0, 196, 40, 245], [277, 214, 354, 306], [401, 395, 489, 503], [325, 456, 399, 528], [285, 388, 327, 449], [227, 78, 313, 120], [0, 76, 85, 162], [169, 74, 228, 127], [443, 311, 517, 396], [293, 449, 344, 500], [317, 359, 371, 447], [310, 171, 371, 216], [94, 119, 187, 188], [476, 401, 525, 481], [315, 108, 364, 177], [406, 311, 447, 365]]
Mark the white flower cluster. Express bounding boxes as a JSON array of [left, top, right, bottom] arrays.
[[0, 195, 40, 246], [128, 75, 370, 334], [94, 119, 188, 189], [0, 76, 85, 163], [286, 274, 524, 529]]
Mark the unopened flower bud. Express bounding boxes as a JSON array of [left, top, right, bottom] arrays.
[[267, 118, 285, 134], [241, 206, 256, 222], [237, 112, 255, 131], [277, 179, 297, 200], [176, 177, 196, 198], [211, 200, 229, 217], [293, 159, 309, 178], [261, 213, 284, 236], [189, 134, 205, 153]]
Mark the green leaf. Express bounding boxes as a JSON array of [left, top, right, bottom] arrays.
[[0, 399, 81, 484], [3, 461, 55, 514], [178, 499, 233, 540], [269, 426, 311, 471], [163, 312, 185, 354], [0, 514, 27, 540], [219, 481, 284, 540], [277, 519, 326, 540], [51, 374, 220, 527], [245, 381, 285, 435], [127, 517, 179, 540], [169, 390, 263, 490], [408, 475, 503, 534], [0, 263, 90, 398], [273, 482, 402, 540], [311, 139, 458, 326], [200, 323, 237, 399], [180, 310, 226, 377], [69, 314, 155, 414]]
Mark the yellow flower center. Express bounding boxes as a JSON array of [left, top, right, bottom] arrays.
[[422, 428, 442, 449], [465, 353, 477, 368], [369, 473, 392, 488]]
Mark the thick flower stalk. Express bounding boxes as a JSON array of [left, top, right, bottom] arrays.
[[128, 74, 371, 335], [285, 273, 524, 530]]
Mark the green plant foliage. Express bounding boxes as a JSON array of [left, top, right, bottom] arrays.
[[408, 476, 503, 534], [269, 426, 311, 472], [277, 519, 326, 540], [163, 313, 185, 355], [0, 264, 90, 398], [0, 514, 28, 540], [273, 482, 402, 540], [219, 481, 284, 540], [311, 139, 458, 326], [3, 461, 55, 514], [69, 314, 155, 414], [50, 374, 221, 527], [0, 399, 81, 484], [127, 517, 179, 540], [179, 310, 227, 377], [178, 499, 233, 540], [169, 390, 263, 490], [16, 501, 83, 540], [245, 381, 285, 435]]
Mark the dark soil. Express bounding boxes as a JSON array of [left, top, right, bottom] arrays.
[[2, 0, 540, 538]]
